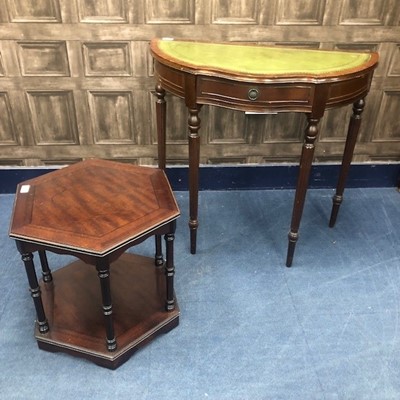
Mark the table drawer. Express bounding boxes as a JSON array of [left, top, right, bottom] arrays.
[[197, 77, 312, 110]]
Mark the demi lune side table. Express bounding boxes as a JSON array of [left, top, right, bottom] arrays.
[[9, 159, 180, 369], [150, 38, 379, 267]]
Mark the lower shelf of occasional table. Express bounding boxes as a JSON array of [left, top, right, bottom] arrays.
[[36, 252, 179, 369]]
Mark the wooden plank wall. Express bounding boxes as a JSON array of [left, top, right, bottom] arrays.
[[0, 0, 399, 167]]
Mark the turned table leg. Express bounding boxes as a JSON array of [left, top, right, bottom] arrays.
[[38, 250, 52, 283], [96, 259, 117, 352], [188, 106, 201, 254], [155, 83, 166, 170], [155, 235, 164, 267], [286, 115, 320, 267], [164, 220, 177, 311], [155, 83, 167, 262], [17, 243, 49, 334], [329, 98, 365, 227]]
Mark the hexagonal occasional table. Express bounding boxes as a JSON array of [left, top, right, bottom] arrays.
[[9, 159, 180, 369]]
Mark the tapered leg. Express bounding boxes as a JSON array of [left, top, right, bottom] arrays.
[[155, 83, 166, 170], [188, 106, 201, 254], [164, 221, 176, 311], [17, 246, 49, 334], [96, 259, 117, 352], [329, 98, 365, 227], [38, 250, 52, 283], [286, 115, 320, 267], [155, 83, 167, 262]]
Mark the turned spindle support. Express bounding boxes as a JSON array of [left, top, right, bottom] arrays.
[[17, 244, 49, 334], [96, 259, 117, 352], [164, 221, 177, 311], [38, 250, 52, 283]]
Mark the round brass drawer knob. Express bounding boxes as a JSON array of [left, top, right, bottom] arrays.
[[248, 88, 259, 101]]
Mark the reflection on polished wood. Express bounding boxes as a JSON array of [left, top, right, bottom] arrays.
[[151, 38, 378, 267]]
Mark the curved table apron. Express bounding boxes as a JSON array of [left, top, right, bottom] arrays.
[[150, 39, 379, 267]]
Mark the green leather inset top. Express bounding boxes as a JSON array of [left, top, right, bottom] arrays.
[[156, 39, 374, 77]]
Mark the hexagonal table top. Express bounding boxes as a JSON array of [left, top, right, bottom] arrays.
[[9, 159, 180, 255]]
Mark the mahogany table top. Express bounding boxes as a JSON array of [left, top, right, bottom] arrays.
[[9, 159, 180, 255]]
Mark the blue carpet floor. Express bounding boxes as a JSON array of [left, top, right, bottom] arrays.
[[1, 188, 399, 399]]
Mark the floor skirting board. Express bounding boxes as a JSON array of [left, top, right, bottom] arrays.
[[1, 163, 399, 194]]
